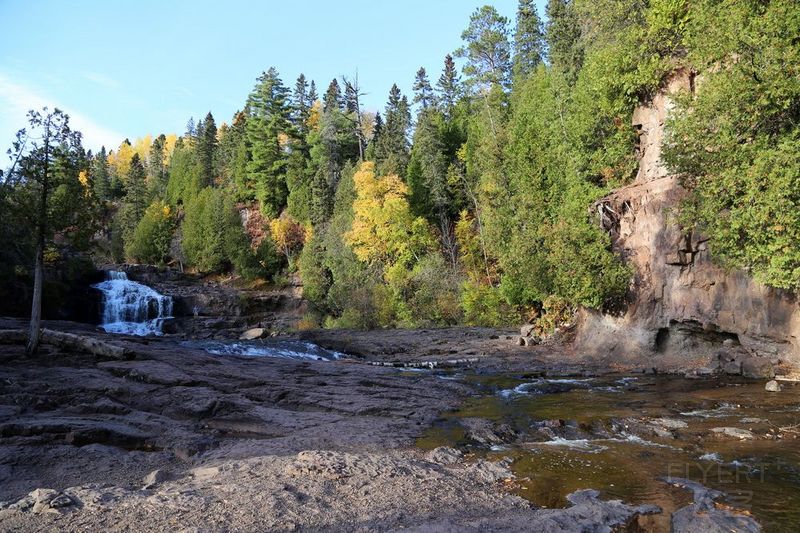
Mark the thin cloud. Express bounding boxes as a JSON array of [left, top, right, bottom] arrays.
[[83, 71, 121, 90], [0, 73, 125, 152]]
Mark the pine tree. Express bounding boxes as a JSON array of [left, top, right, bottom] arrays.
[[512, 0, 545, 82], [412, 68, 435, 109], [245, 67, 291, 216], [455, 6, 512, 90], [437, 55, 461, 118], [545, 0, 584, 85]]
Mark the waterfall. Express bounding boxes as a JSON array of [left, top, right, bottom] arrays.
[[92, 270, 173, 336]]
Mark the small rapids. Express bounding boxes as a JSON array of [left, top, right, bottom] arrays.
[[92, 270, 173, 336], [182, 339, 344, 361], [417, 373, 800, 531]]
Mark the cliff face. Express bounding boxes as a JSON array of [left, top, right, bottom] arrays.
[[575, 70, 800, 370]]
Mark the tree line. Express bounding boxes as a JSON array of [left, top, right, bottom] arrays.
[[2, 0, 798, 347]]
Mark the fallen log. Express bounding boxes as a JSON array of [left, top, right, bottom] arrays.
[[369, 358, 479, 369], [0, 329, 133, 360]]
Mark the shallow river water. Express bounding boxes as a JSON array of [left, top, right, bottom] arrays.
[[416, 373, 800, 531]]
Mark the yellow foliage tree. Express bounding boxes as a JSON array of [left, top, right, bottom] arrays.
[[107, 140, 135, 184], [269, 213, 306, 261], [345, 161, 435, 280], [132, 135, 153, 163], [162, 133, 178, 165], [307, 100, 322, 132]]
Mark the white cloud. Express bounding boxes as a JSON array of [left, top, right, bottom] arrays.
[[0, 73, 125, 153], [83, 71, 121, 89]]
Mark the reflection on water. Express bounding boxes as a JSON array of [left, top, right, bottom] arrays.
[[418, 374, 800, 532]]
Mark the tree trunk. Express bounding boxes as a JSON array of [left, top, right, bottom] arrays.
[[26, 119, 49, 357], [25, 242, 44, 356], [5, 328, 133, 360]]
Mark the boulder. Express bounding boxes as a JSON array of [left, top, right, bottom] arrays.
[[239, 327, 266, 340], [741, 356, 775, 379], [710, 427, 755, 440], [425, 447, 463, 466], [520, 324, 536, 337], [765, 380, 781, 392], [665, 477, 761, 532]]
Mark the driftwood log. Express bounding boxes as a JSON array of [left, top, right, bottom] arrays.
[[369, 358, 479, 369], [0, 329, 133, 360]]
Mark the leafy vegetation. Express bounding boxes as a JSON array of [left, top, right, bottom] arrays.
[[3, 0, 798, 332]]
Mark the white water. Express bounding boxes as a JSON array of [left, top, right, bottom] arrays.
[[181, 339, 343, 361], [92, 271, 173, 336]]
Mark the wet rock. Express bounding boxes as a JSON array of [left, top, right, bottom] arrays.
[[239, 328, 267, 340], [533, 489, 660, 531], [741, 356, 775, 379], [710, 427, 755, 440], [459, 418, 517, 447], [425, 447, 463, 466], [651, 417, 688, 430], [722, 360, 742, 375], [765, 380, 781, 392], [520, 324, 536, 338], [665, 477, 761, 532]]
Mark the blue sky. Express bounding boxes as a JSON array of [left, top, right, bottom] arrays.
[[0, 0, 545, 152]]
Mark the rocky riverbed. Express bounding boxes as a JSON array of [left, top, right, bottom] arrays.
[[0, 318, 790, 531]]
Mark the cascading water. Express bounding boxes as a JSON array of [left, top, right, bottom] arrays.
[[92, 270, 173, 335]]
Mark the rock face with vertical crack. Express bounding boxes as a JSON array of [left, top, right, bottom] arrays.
[[575, 68, 800, 371]]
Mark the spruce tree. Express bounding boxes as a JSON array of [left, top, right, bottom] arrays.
[[92, 146, 110, 200], [545, 0, 584, 85], [412, 67, 435, 109], [373, 84, 411, 176], [308, 80, 318, 103], [245, 67, 291, 217], [437, 55, 460, 118], [512, 0, 545, 83], [323, 79, 342, 113], [197, 112, 218, 187]]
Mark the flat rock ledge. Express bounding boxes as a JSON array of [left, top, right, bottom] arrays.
[[0, 449, 660, 532]]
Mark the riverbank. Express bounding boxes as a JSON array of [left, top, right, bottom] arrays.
[[0, 319, 778, 530]]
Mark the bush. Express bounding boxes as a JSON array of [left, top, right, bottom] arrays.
[[125, 201, 175, 264], [460, 280, 517, 327]]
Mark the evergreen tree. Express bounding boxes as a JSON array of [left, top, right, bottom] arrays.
[[92, 146, 110, 200], [412, 67, 435, 109], [437, 54, 461, 118], [148, 134, 167, 197], [245, 67, 291, 217], [512, 0, 545, 82], [323, 79, 342, 113], [197, 112, 218, 187], [293, 74, 312, 135], [308, 80, 318, 103], [4, 109, 86, 354], [373, 84, 411, 176], [455, 6, 512, 90], [545, 0, 584, 85]]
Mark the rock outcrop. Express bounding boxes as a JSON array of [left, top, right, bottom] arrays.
[[575, 69, 800, 370]]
